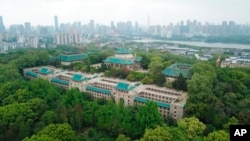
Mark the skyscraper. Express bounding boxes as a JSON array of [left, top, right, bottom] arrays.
[[135, 21, 138, 34], [89, 20, 94, 33], [0, 16, 5, 33], [54, 16, 59, 32], [24, 22, 31, 35], [147, 15, 150, 28], [111, 21, 115, 30]]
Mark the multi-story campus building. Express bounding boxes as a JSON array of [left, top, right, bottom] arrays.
[[23, 66, 187, 120], [221, 56, 250, 68], [57, 53, 88, 65], [162, 63, 192, 82], [103, 48, 142, 69]]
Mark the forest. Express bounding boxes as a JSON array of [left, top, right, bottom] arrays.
[[0, 45, 249, 141]]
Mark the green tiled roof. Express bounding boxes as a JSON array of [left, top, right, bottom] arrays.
[[116, 82, 130, 91], [115, 82, 138, 91], [134, 57, 142, 62], [86, 86, 111, 95], [87, 51, 99, 55], [103, 57, 134, 65], [162, 63, 192, 78], [116, 48, 132, 54], [26, 71, 38, 78], [134, 96, 170, 108], [51, 78, 69, 85], [58, 53, 88, 62], [72, 74, 89, 81], [40, 67, 53, 75]]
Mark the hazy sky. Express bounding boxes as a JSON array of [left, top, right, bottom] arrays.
[[1, 0, 250, 27]]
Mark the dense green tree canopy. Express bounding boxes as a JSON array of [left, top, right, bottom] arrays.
[[177, 117, 206, 139], [140, 126, 172, 141], [0, 47, 248, 141], [23, 123, 77, 141]]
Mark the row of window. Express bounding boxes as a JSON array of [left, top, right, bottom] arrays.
[[57, 75, 71, 81], [139, 92, 175, 102], [100, 79, 117, 84], [146, 87, 181, 97], [94, 82, 113, 90], [116, 89, 129, 93], [87, 90, 111, 99], [52, 83, 69, 89]]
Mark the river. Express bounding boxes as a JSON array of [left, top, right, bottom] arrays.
[[132, 39, 250, 49]]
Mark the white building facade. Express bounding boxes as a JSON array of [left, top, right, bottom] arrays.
[[23, 66, 188, 120]]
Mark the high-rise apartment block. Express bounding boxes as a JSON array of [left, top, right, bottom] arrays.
[[54, 16, 59, 32], [24, 22, 31, 35], [54, 33, 81, 45], [0, 16, 5, 33]]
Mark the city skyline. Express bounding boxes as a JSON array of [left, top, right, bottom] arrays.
[[1, 0, 250, 27]]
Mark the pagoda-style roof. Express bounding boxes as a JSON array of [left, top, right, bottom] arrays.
[[40, 67, 53, 75], [58, 53, 88, 62], [116, 48, 132, 54], [115, 82, 136, 91], [103, 57, 134, 65], [162, 63, 192, 78], [72, 74, 89, 82]]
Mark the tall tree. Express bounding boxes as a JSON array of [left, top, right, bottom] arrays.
[[148, 57, 164, 74], [177, 117, 206, 140], [23, 123, 77, 141], [154, 73, 166, 86], [140, 55, 150, 69], [116, 134, 131, 141], [206, 130, 229, 141], [140, 126, 172, 141], [172, 73, 187, 91]]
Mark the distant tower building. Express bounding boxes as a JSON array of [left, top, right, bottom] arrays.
[[186, 19, 191, 26], [54, 33, 81, 45], [135, 21, 138, 34], [28, 36, 38, 48], [126, 21, 133, 35], [24, 22, 31, 35], [147, 15, 150, 29], [0, 34, 2, 43], [111, 21, 115, 30], [180, 21, 184, 26], [0, 16, 5, 33], [54, 15, 59, 32], [89, 20, 94, 33]]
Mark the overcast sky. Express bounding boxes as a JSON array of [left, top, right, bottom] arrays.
[[1, 0, 250, 27]]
